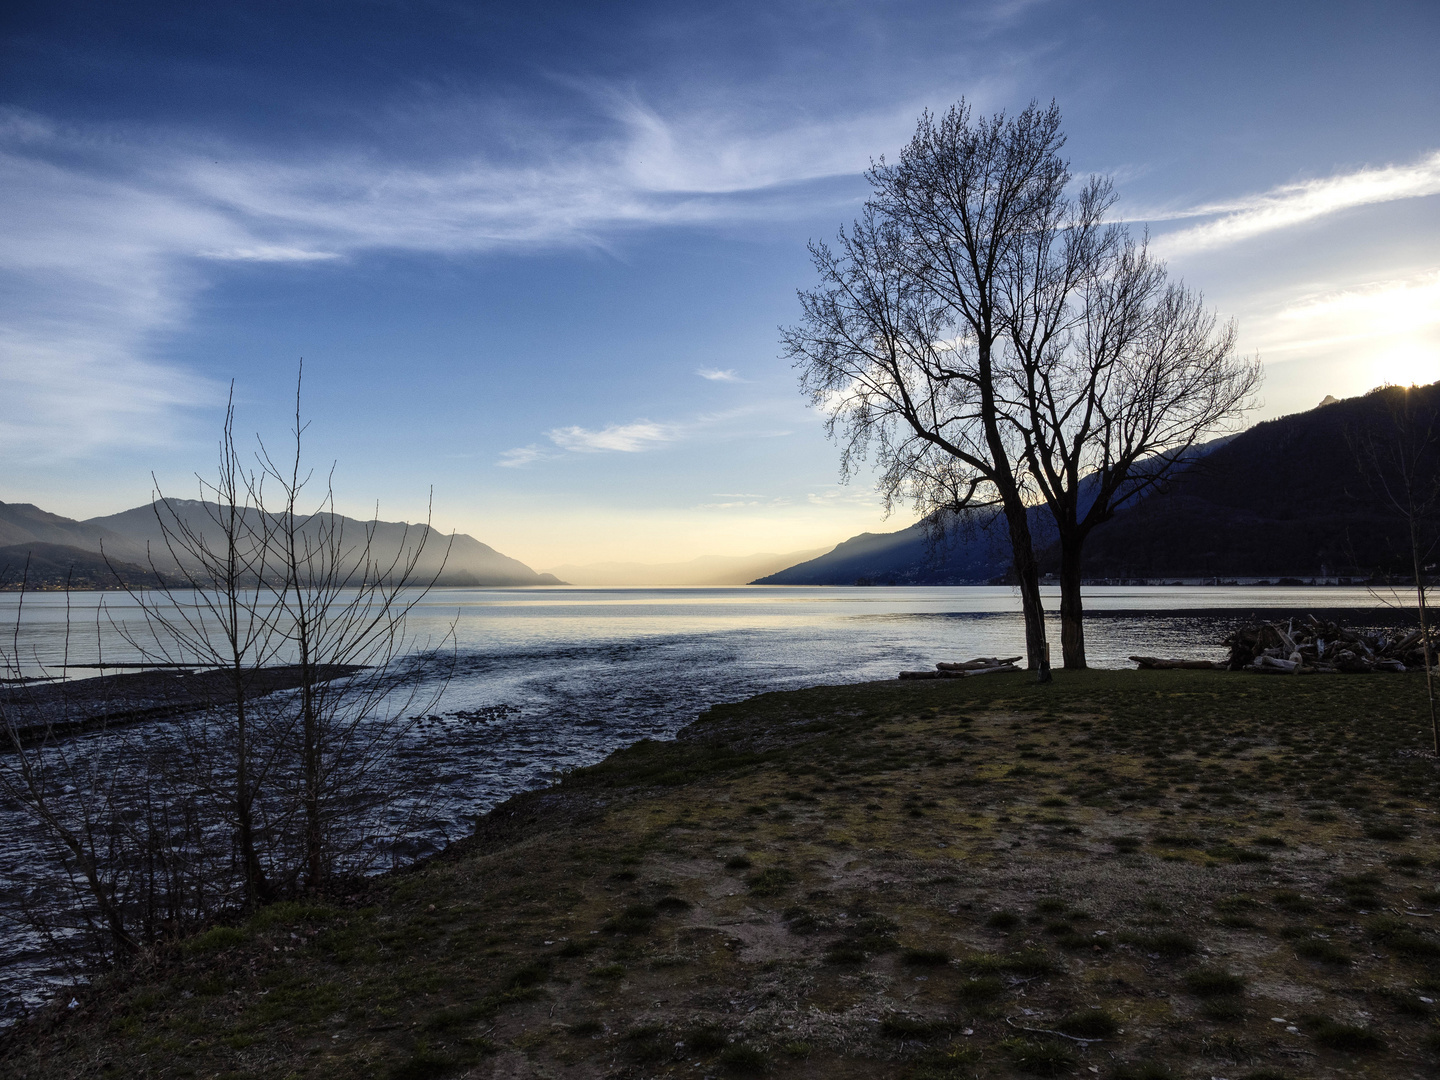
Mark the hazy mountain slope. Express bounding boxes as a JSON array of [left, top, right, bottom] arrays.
[[0, 502, 126, 551], [82, 501, 563, 587], [545, 548, 830, 586], [753, 514, 1023, 585], [1073, 382, 1440, 577], [0, 500, 561, 587], [758, 383, 1439, 584]]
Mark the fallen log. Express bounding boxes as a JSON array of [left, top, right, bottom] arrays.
[[1129, 656, 1225, 670], [1250, 655, 1299, 673], [957, 663, 1020, 677], [937, 656, 1022, 671], [899, 662, 1021, 681]]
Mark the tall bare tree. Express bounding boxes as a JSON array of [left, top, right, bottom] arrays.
[[788, 99, 1259, 673], [112, 372, 453, 894], [788, 101, 1071, 679], [256, 375, 453, 890], [1004, 226, 1261, 668], [0, 375, 457, 1003], [115, 389, 287, 906]]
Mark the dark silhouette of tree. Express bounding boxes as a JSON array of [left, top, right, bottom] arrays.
[[1, 372, 456, 980], [1005, 227, 1259, 668], [786, 101, 1069, 679], [786, 99, 1258, 671]]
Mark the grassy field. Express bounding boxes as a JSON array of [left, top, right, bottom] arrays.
[[4, 669, 1440, 1079]]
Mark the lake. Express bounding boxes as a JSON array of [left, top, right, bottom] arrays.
[[0, 583, 1408, 1017], [1, 582, 1408, 818]]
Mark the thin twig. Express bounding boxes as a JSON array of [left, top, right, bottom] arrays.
[[1004, 1015, 1103, 1044]]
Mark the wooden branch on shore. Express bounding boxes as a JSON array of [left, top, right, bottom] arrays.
[[937, 656, 1022, 671], [899, 659, 1021, 680], [1129, 656, 1224, 670]]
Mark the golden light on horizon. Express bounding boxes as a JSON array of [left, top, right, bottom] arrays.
[[1365, 342, 1439, 389]]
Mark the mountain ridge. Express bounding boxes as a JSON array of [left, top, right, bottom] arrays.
[[0, 500, 563, 589], [754, 383, 1440, 585]]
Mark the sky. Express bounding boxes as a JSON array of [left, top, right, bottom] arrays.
[[2, 0, 1438, 569]]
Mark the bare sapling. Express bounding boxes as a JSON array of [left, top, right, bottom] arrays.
[[111, 387, 289, 907], [1350, 385, 1440, 751], [255, 371, 455, 891]]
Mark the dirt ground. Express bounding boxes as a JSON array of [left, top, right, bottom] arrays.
[[3, 668, 1440, 1079]]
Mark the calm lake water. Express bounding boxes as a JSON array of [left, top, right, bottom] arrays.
[[1, 582, 1407, 821], [0, 584, 1406, 1016]]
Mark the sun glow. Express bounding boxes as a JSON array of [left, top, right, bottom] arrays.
[[1250, 271, 1440, 400], [1367, 343, 1439, 389]]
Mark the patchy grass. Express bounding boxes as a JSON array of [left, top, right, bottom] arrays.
[[4, 668, 1440, 1079], [1185, 967, 1248, 997]]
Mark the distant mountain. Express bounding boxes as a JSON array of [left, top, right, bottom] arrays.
[[754, 383, 1439, 585], [0, 502, 125, 552], [753, 517, 1018, 585], [1071, 382, 1440, 578], [0, 500, 563, 589], [545, 548, 829, 586]]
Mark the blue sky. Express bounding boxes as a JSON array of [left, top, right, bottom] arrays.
[[3, 0, 1437, 567]]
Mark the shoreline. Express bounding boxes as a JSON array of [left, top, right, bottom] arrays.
[[4, 669, 1440, 1078]]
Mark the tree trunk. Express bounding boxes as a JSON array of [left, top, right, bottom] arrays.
[[231, 665, 272, 906], [1000, 498, 1051, 682], [1058, 539, 1087, 669], [1411, 515, 1438, 754], [302, 667, 322, 891]]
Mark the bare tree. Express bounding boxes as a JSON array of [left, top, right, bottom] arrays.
[[255, 374, 454, 891], [112, 390, 287, 906], [1004, 227, 1261, 668], [787, 101, 1070, 679], [787, 99, 1259, 673], [1350, 385, 1439, 750], [0, 377, 457, 1012]]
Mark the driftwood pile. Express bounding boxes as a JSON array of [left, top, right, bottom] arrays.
[[1223, 616, 1431, 674], [1132, 616, 1434, 675], [899, 656, 1022, 680]]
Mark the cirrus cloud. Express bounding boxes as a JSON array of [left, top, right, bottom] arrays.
[[696, 367, 742, 382], [546, 420, 680, 453], [1150, 149, 1440, 255]]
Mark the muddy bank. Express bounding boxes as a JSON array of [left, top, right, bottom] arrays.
[[1, 665, 363, 746]]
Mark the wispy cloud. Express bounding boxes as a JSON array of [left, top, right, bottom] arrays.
[[497, 445, 552, 468], [497, 401, 801, 466], [546, 420, 679, 453], [198, 244, 340, 262], [498, 419, 676, 466], [0, 93, 907, 455], [0, 135, 226, 456], [696, 367, 742, 382], [1151, 150, 1440, 254]]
